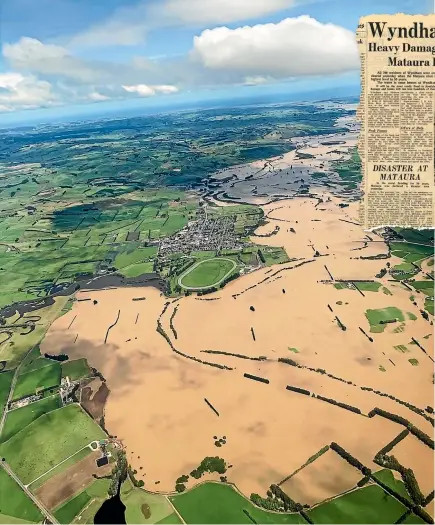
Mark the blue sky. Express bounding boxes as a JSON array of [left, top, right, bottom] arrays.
[[0, 0, 431, 121]]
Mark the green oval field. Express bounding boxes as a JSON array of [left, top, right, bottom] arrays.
[[179, 258, 237, 289]]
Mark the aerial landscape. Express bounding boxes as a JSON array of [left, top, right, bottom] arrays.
[[0, 0, 433, 524]]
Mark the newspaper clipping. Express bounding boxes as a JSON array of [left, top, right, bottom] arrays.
[[357, 14, 435, 229]]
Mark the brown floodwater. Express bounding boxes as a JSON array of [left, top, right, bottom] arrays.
[[42, 196, 434, 509]]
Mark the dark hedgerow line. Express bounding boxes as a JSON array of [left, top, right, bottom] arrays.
[[169, 305, 179, 340], [104, 309, 120, 344], [156, 319, 233, 371], [278, 357, 434, 425], [201, 350, 267, 361]]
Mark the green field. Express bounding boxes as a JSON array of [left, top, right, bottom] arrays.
[[54, 490, 91, 524], [261, 247, 290, 266], [391, 263, 419, 281], [425, 298, 434, 315], [12, 362, 61, 400], [410, 280, 434, 296], [54, 479, 110, 524], [307, 485, 406, 524], [371, 469, 411, 503], [61, 358, 91, 381], [390, 242, 433, 264], [1, 395, 62, 443], [170, 482, 306, 524], [121, 480, 174, 524], [354, 282, 382, 292], [0, 467, 42, 524], [114, 247, 158, 270], [0, 371, 14, 415], [121, 261, 155, 278], [0, 403, 105, 484], [365, 307, 405, 333], [179, 258, 237, 289], [19, 349, 52, 374]]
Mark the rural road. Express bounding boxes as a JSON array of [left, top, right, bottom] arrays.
[[1, 460, 59, 524]]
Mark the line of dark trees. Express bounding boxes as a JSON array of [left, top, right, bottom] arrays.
[[250, 327, 256, 341], [316, 395, 361, 414], [44, 353, 68, 362], [169, 306, 178, 340], [104, 309, 120, 344], [156, 320, 233, 371], [232, 259, 314, 299], [368, 408, 434, 449], [330, 442, 371, 476], [376, 429, 409, 457], [286, 385, 310, 396], [201, 350, 267, 361], [277, 358, 432, 426], [244, 373, 269, 384]]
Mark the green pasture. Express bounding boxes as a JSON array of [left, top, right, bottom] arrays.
[[54, 479, 110, 524], [0, 371, 14, 416], [29, 446, 92, 490], [410, 280, 433, 296], [391, 263, 419, 281], [390, 242, 433, 264], [1, 395, 61, 443], [365, 307, 405, 333], [307, 484, 406, 524], [12, 362, 61, 400], [61, 358, 91, 381], [121, 480, 174, 524], [371, 469, 411, 503], [0, 468, 42, 524], [0, 403, 105, 484], [170, 482, 305, 524]]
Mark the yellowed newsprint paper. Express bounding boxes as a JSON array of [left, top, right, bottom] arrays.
[[356, 14, 435, 230]]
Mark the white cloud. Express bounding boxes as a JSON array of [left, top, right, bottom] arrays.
[[154, 85, 179, 94], [0, 72, 58, 111], [152, 0, 298, 25], [3, 37, 102, 83], [66, 0, 302, 50], [122, 84, 156, 97], [88, 91, 110, 101], [122, 84, 179, 97], [243, 76, 270, 85], [192, 16, 359, 77]]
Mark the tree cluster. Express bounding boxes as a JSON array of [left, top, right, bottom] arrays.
[[270, 484, 303, 512], [374, 453, 425, 506], [128, 465, 144, 488], [190, 456, 227, 480], [108, 450, 128, 497]]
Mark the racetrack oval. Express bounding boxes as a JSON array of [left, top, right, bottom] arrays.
[[178, 257, 237, 290]]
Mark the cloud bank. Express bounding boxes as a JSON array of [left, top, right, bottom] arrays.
[[1, 14, 359, 113]]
